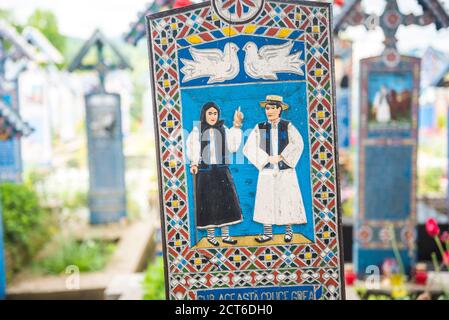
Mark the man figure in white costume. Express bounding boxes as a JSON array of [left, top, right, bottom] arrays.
[[243, 95, 307, 243]]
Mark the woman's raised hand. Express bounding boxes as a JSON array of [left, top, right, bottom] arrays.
[[233, 107, 244, 128]]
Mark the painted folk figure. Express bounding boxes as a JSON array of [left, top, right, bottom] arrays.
[[186, 102, 244, 246], [243, 95, 307, 243], [372, 85, 391, 123]]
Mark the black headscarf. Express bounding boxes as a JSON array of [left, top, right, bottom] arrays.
[[200, 102, 224, 132], [198, 102, 227, 165]]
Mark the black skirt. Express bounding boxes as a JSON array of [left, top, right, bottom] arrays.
[[194, 165, 242, 229]]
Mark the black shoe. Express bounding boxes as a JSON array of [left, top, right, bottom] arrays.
[[207, 237, 220, 247], [222, 237, 237, 245], [285, 233, 293, 243], [255, 235, 273, 243]]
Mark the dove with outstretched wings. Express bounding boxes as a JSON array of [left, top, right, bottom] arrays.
[[180, 42, 240, 84], [243, 41, 305, 80]]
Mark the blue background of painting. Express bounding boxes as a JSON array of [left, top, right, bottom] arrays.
[[180, 81, 314, 247], [177, 35, 305, 87], [367, 71, 414, 138]]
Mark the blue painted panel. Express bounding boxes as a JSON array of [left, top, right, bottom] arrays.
[[364, 145, 412, 220], [181, 81, 314, 247], [0, 94, 22, 183], [336, 88, 350, 149], [354, 248, 413, 275], [85, 93, 127, 224], [197, 284, 323, 300]]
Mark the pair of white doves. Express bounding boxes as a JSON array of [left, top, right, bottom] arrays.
[[180, 41, 305, 84]]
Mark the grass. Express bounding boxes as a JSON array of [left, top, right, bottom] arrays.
[[142, 256, 166, 300], [31, 238, 117, 275]]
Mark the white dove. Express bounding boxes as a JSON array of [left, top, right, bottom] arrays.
[[180, 42, 240, 84], [243, 41, 305, 80]]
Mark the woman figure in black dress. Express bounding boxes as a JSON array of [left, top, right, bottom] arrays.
[[186, 102, 244, 246]]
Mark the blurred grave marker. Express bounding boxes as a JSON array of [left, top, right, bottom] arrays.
[[0, 23, 34, 299], [335, 0, 449, 275], [0, 21, 36, 183], [334, 38, 352, 151], [68, 29, 131, 224], [419, 47, 449, 131], [19, 27, 65, 168], [434, 59, 449, 208]]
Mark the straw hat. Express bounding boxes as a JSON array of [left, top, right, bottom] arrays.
[[259, 95, 289, 110]]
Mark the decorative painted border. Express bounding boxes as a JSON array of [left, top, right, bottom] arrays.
[[357, 55, 420, 251], [146, 0, 345, 300]]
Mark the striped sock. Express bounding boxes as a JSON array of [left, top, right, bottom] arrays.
[[286, 225, 293, 237], [222, 226, 230, 238], [207, 228, 215, 239], [264, 225, 273, 237]]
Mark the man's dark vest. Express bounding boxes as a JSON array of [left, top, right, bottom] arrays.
[[258, 119, 291, 170], [199, 126, 229, 168]]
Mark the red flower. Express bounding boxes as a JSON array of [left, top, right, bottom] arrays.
[[173, 0, 193, 9], [441, 231, 449, 242], [426, 218, 440, 237], [334, 0, 345, 6], [345, 271, 356, 286], [415, 271, 427, 286], [443, 251, 449, 266]]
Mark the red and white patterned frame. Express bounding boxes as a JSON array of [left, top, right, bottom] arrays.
[[146, 0, 345, 300]]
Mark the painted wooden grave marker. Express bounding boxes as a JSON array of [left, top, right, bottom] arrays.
[[334, 0, 449, 274], [68, 30, 130, 224], [146, 0, 345, 300]]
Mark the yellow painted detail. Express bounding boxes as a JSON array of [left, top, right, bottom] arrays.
[[187, 35, 203, 44], [222, 26, 237, 36], [277, 29, 292, 38], [243, 25, 257, 34]]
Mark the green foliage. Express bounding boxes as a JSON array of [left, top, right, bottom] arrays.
[[0, 183, 56, 279], [27, 9, 66, 59], [418, 167, 444, 196], [142, 256, 166, 300], [61, 190, 87, 210], [342, 196, 354, 217], [437, 114, 446, 130], [32, 238, 116, 275]]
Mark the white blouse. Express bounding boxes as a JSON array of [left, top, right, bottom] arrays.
[[186, 126, 243, 165]]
